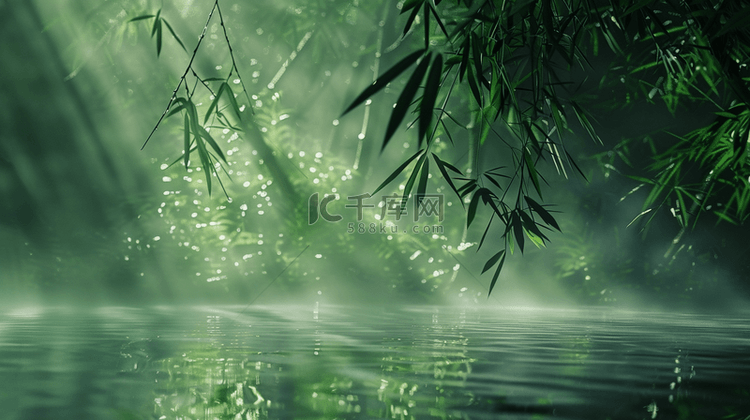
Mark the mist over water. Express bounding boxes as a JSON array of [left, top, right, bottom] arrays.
[[1, 1, 749, 417]]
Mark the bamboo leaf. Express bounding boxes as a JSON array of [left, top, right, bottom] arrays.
[[477, 213, 495, 251], [151, 9, 161, 37], [416, 157, 430, 201], [519, 209, 549, 242], [627, 208, 653, 228], [541, 0, 555, 40], [420, 54, 443, 147], [403, 3, 421, 36], [221, 82, 242, 118], [383, 52, 432, 151], [162, 19, 187, 52], [471, 32, 485, 86], [184, 113, 191, 168], [488, 250, 506, 297], [371, 149, 425, 196], [433, 153, 463, 205], [402, 153, 428, 213], [400, 0, 424, 15], [482, 249, 505, 274], [166, 97, 188, 118], [441, 160, 464, 174], [674, 188, 688, 227], [571, 101, 601, 144], [167, 145, 197, 169], [466, 62, 482, 107], [467, 187, 487, 228], [526, 229, 546, 248], [713, 210, 737, 225], [524, 196, 560, 231], [483, 173, 504, 190], [507, 226, 515, 255], [199, 129, 227, 164], [511, 211, 525, 253], [428, 3, 449, 39], [565, 150, 588, 181], [187, 100, 213, 194], [457, 179, 477, 198], [423, 2, 430, 50], [204, 83, 226, 125], [459, 35, 470, 82], [156, 19, 163, 57], [716, 7, 750, 37], [129, 14, 154, 22], [524, 148, 543, 198], [622, 0, 655, 17], [341, 49, 425, 117]]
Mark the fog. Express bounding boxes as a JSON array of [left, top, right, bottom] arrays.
[[1, 0, 746, 312]]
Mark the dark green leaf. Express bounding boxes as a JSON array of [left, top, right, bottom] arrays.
[[423, 2, 430, 50], [402, 153, 428, 213], [341, 49, 425, 117], [184, 113, 191, 168], [715, 7, 750, 37], [419, 54, 443, 147], [459, 35, 470, 82], [541, 0, 555, 39], [371, 149, 425, 196], [471, 32, 485, 86], [524, 196, 560, 231], [187, 100, 213, 194], [622, 0, 655, 17], [482, 249, 505, 274], [565, 150, 588, 182], [401, 0, 424, 15], [151, 9, 161, 37], [518, 209, 549, 242], [199, 129, 227, 164], [162, 19, 187, 52], [468, 187, 490, 228], [511, 211, 525, 253], [432, 153, 463, 205], [383, 52, 432, 151], [168, 145, 197, 169], [416, 157, 429, 201], [457, 179, 477, 198], [156, 19, 163, 57], [166, 97, 188, 118], [440, 119, 456, 145], [221, 82, 242, 118], [523, 148, 543, 198], [713, 210, 737, 225], [403, 3, 422, 36], [466, 62, 482, 107], [204, 83, 226, 125], [128, 14, 154, 22], [442, 160, 463, 174], [483, 173, 504, 190], [428, 3, 449, 39], [477, 212, 495, 251], [488, 250, 506, 297]]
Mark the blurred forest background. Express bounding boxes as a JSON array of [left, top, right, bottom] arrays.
[[1, 0, 748, 309]]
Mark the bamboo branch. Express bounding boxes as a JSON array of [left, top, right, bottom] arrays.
[[141, 0, 219, 150]]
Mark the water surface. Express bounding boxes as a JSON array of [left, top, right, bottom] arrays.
[[1, 305, 749, 419]]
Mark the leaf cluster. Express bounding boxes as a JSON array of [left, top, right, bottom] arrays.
[[340, 0, 750, 297]]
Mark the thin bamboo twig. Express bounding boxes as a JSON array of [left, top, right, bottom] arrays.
[[215, 1, 254, 111], [141, 0, 219, 150]]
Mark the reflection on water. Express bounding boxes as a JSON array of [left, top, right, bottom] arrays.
[[1, 305, 749, 419]]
